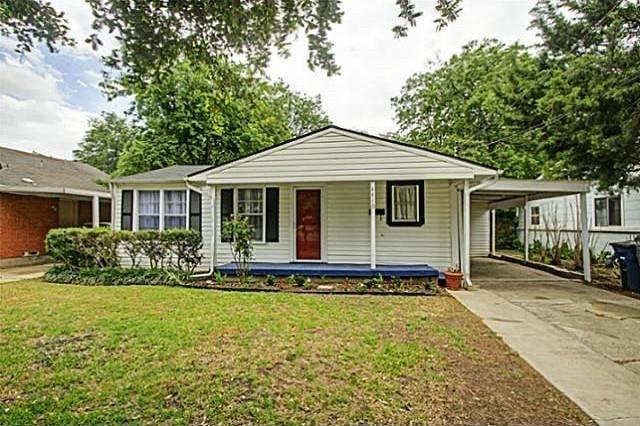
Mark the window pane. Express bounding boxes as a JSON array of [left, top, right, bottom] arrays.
[[238, 188, 264, 240], [164, 190, 186, 214], [594, 198, 608, 226], [608, 197, 621, 226], [139, 191, 160, 214], [246, 215, 263, 240], [165, 216, 186, 229], [139, 215, 159, 230], [393, 185, 417, 221]]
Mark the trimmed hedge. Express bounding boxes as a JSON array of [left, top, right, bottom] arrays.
[[44, 265, 185, 286], [45, 228, 202, 274]]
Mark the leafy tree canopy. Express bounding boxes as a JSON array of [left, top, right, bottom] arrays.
[[73, 113, 141, 174], [115, 59, 330, 176], [393, 41, 548, 179], [394, 0, 640, 188], [2, 0, 461, 77]]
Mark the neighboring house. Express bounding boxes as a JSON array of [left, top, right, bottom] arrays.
[[519, 187, 640, 255], [110, 126, 593, 283], [0, 146, 111, 266]]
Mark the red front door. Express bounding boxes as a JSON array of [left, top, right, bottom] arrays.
[[296, 189, 321, 260]]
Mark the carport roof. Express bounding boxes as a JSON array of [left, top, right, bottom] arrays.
[[472, 178, 590, 209]]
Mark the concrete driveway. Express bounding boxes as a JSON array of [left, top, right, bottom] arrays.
[[452, 257, 640, 426], [0, 263, 50, 283]]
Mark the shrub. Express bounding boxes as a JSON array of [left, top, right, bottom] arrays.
[[163, 229, 203, 274], [46, 227, 121, 269], [44, 265, 184, 286], [136, 230, 168, 268], [117, 230, 144, 268], [221, 217, 254, 285]]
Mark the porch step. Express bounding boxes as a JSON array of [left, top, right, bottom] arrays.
[[216, 262, 439, 278]]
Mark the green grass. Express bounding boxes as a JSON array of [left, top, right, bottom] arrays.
[[0, 280, 591, 425]]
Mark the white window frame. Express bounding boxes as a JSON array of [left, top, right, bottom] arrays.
[[234, 187, 266, 243], [137, 190, 161, 230], [163, 190, 188, 229], [594, 195, 622, 227], [132, 188, 190, 232], [391, 184, 420, 223], [530, 206, 540, 226]]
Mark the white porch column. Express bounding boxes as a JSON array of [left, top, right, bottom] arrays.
[[580, 192, 592, 282], [92, 195, 100, 228], [462, 180, 471, 279], [370, 181, 376, 269], [524, 195, 529, 262], [490, 209, 496, 256]]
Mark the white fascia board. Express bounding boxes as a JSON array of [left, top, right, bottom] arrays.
[[0, 185, 111, 198]]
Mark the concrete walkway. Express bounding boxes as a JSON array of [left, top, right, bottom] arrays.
[[451, 257, 640, 426], [0, 263, 50, 283]]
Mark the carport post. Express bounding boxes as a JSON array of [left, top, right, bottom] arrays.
[[463, 180, 471, 280], [524, 195, 529, 262], [490, 209, 496, 256], [92, 195, 100, 228], [580, 192, 591, 282]]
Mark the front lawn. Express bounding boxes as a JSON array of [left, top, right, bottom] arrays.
[[0, 280, 591, 425]]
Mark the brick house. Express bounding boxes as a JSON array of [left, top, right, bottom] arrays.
[[0, 146, 111, 266]]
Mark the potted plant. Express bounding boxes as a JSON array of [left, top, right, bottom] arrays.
[[444, 265, 463, 290]]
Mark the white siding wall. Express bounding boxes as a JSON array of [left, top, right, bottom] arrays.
[[213, 184, 291, 265], [204, 130, 476, 183], [375, 180, 453, 270], [517, 188, 640, 254], [326, 182, 370, 263], [470, 200, 490, 257]]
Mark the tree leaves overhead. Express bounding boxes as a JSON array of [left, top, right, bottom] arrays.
[[0, 0, 74, 53], [114, 59, 331, 177], [392, 41, 548, 179]]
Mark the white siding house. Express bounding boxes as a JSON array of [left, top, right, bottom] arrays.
[[111, 126, 594, 283], [518, 187, 640, 254]]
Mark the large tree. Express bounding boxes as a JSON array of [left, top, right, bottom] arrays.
[[115, 60, 330, 176], [1, 0, 461, 76], [530, 0, 640, 188], [73, 113, 141, 174], [392, 41, 548, 179]]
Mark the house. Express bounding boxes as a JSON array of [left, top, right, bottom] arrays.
[[518, 187, 640, 255], [0, 146, 111, 266], [110, 126, 593, 283]]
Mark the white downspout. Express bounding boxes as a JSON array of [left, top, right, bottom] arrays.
[[188, 180, 216, 279]]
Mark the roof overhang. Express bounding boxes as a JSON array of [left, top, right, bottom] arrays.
[[471, 179, 590, 209], [0, 186, 111, 199]]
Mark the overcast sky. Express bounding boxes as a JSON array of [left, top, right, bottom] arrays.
[[0, 0, 538, 159]]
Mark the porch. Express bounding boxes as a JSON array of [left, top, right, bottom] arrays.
[[216, 262, 440, 278]]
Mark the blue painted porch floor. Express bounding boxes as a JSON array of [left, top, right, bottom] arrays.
[[216, 262, 440, 278]]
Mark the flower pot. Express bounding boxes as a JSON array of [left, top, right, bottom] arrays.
[[444, 271, 463, 290]]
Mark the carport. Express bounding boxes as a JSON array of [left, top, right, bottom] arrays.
[[453, 178, 592, 285]]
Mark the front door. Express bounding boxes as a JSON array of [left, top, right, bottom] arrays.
[[296, 189, 321, 260]]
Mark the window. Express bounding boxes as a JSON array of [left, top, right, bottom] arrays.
[[164, 190, 187, 229], [386, 181, 425, 226], [138, 190, 160, 230], [237, 188, 265, 241], [595, 196, 622, 227], [530, 206, 540, 225]]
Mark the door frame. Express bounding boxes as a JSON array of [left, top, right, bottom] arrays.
[[291, 186, 327, 262]]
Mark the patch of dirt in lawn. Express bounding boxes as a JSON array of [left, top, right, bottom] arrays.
[[189, 295, 594, 425]]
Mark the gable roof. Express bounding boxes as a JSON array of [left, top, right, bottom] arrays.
[[0, 146, 109, 196], [112, 165, 212, 184], [189, 125, 497, 184]]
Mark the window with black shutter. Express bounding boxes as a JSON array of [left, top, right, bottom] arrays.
[[266, 187, 279, 242], [220, 188, 234, 242], [121, 190, 133, 230], [189, 190, 202, 233]]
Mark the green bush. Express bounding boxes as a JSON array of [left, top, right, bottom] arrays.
[[44, 227, 203, 275], [44, 265, 185, 286]]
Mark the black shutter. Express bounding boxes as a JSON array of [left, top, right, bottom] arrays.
[[121, 190, 133, 230], [220, 188, 234, 242], [189, 190, 202, 234], [266, 187, 279, 242]]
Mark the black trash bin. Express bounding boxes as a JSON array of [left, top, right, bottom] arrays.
[[610, 240, 640, 293]]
